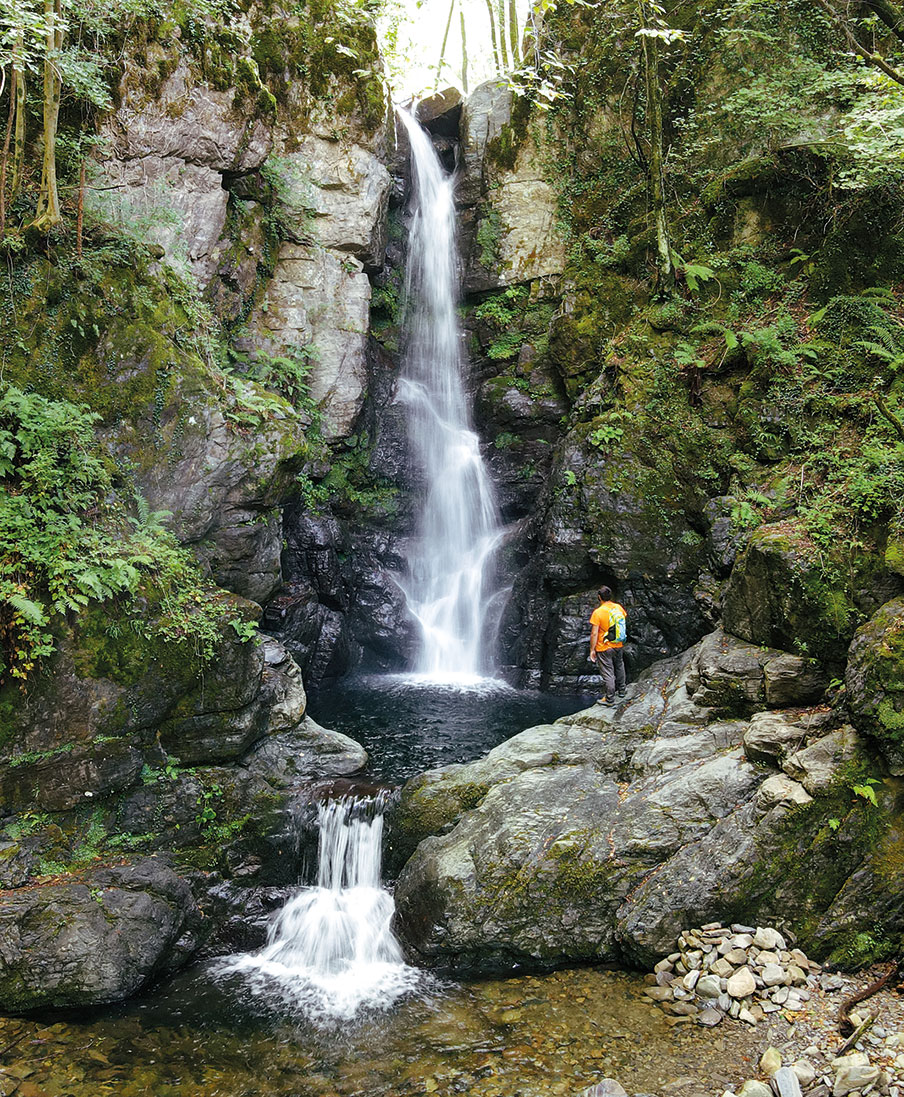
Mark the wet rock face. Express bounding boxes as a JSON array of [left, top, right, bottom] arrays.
[[392, 632, 895, 975], [415, 87, 464, 137], [496, 431, 721, 687]]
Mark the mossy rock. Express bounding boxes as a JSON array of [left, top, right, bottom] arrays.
[[723, 520, 860, 667], [547, 276, 638, 397], [847, 597, 904, 773], [387, 770, 491, 874]]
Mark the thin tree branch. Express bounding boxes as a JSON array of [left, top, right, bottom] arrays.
[[874, 392, 904, 440], [813, 0, 904, 85]]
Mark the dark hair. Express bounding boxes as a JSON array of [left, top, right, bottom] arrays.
[[597, 586, 612, 601]]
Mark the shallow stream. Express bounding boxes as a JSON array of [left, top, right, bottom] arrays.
[[0, 966, 767, 1097]]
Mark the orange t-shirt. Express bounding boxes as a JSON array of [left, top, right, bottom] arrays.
[[590, 602, 625, 652]]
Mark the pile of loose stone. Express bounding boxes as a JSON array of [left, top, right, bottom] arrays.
[[643, 923, 820, 1027], [729, 1041, 901, 1097]]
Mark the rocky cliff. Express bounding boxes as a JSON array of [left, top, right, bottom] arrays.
[[0, 0, 394, 1010]]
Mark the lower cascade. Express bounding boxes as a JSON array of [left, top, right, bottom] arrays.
[[224, 794, 419, 1021]]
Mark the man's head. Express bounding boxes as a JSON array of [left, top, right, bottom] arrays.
[[597, 585, 612, 602]]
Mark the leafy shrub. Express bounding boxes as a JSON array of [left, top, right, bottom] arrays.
[[0, 384, 228, 683]]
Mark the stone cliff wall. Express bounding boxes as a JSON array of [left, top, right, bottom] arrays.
[[0, 0, 396, 1011]]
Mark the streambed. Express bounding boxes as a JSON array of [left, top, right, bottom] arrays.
[[4, 682, 767, 1097], [0, 966, 769, 1097]]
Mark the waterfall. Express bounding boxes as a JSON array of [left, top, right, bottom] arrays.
[[224, 794, 418, 1021], [396, 110, 505, 681]]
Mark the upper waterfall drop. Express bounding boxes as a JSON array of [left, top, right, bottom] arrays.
[[396, 109, 505, 682]]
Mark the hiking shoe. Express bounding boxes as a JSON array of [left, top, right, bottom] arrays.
[[617, 689, 627, 698], [599, 696, 615, 706]]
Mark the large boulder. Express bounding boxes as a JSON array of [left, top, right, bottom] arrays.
[[846, 597, 904, 773], [687, 629, 826, 715], [392, 633, 901, 974], [0, 859, 202, 1011], [0, 628, 308, 808], [394, 742, 760, 972]]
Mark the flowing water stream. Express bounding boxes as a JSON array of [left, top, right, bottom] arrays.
[[221, 794, 421, 1022], [395, 110, 505, 681]]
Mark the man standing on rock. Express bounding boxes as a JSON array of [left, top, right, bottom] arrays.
[[589, 586, 627, 705]]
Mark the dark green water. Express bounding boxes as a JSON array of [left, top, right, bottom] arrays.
[[308, 676, 593, 782]]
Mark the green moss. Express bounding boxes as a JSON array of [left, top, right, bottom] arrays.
[[485, 91, 533, 173], [884, 537, 904, 577], [725, 759, 897, 962], [70, 600, 193, 688], [476, 208, 502, 269], [398, 779, 490, 842]]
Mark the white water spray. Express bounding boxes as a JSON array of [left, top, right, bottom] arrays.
[[397, 111, 505, 681], [224, 795, 418, 1021]]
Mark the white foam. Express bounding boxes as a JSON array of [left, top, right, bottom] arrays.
[[217, 797, 421, 1023]]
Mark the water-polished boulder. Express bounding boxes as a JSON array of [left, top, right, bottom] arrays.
[[0, 859, 202, 1012], [392, 633, 902, 974]]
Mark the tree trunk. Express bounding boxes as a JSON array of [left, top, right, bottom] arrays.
[[639, 5, 673, 290], [864, 0, 904, 42], [0, 66, 16, 235], [460, 7, 469, 93], [435, 0, 456, 90], [11, 33, 25, 199], [34, 0, 64, 231], [508, 0, 520, 66], [497, 0, 510, 68], [483, 0, 502, 73], [76, 159, 85, 257]]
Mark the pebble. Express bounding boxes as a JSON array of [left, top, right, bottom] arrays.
[[739, 1081, 773, 1097], [763, 965, 787, 987], [834, 1064, 880, 1097], [644, 986, 673, 1002], [581, 1081, 628, 1097], [773, 1066, 804, 1097], [793, 1060, 817, 1086], [698, 975, 722, 999]]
